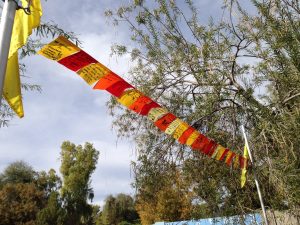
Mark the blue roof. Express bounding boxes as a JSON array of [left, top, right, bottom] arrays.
[[153, 213, 262, 225]]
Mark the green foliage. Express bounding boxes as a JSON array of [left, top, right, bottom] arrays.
[[0, 161, 36, 186], [0, 141, 100, 225], [105, 0, 300, 222], [98, 194, 140, 225], [36, 192, 65, 225], [0, 183, 46, 225], [60, 141, 99, 225], [134, 158, 193, 224]]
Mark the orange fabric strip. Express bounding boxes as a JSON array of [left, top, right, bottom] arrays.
[[154, 113, 177, 132], [225, 151, 236, 166], [178, 127, 196, 144], [129, 96, 153, 114], [93, 72, 123, 90]]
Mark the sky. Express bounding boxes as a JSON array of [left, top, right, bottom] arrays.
[[0, 0, 226, 206]]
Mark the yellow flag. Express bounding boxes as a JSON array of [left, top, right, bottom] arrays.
[[241, 143, 249, 188], [3, 0, 42, 117]]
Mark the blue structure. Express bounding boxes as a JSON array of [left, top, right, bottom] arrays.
[[153, 213, 262, 225]]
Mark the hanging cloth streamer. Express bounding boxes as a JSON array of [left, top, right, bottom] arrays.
[[38, 36, 248, 170]]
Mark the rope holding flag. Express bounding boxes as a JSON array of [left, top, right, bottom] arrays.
[[38, 36, 248, 170]]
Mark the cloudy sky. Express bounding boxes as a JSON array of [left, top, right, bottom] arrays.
[[0, 0, 225, 206]]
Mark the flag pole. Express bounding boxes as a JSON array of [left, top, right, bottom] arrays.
[[241, 125, 269, 225], [0, 0, 18, 105]]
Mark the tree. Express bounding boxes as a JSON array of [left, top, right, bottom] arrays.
[[98, 194, 140, 225], [0, 161, 36, 187], [0, 183, 45, 225], [134, 157, 193, 224], [105, 0, 300, 221], [60, 141, 99, 225], [0, 162, 63, 225], [36, 192, 65, 225], [0, 141, 100, 225]]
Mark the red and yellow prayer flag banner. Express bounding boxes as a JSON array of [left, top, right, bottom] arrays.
[[38, 36, 248, 170]]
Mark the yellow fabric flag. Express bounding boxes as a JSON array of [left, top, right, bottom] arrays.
[[241, 143, 249, 188], [3, 0, 42, 117]]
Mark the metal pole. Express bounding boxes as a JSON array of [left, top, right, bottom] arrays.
[[0, 0, 18, 105], [241, 125, 269, 225]]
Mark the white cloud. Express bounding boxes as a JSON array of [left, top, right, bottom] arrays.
[[0, 0, 136, 206]]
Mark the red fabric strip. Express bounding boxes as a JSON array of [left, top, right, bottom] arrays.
[[93, 72, 123, 90], [202, 140, 216, 155], [106, 80, 133, 98], [191, 134, 206, 150], [219, 148, 229, 161], [58, 50, 97, 72], [178, 127, 196, 144], [192, 136, 211, 155], [154, 113, 177, 131], [208, 142, 218, 157], [239, 156, 247, 169], [140, 101, 160, 116], [129, 96, 153, 114]]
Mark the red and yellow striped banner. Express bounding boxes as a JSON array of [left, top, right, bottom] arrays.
[[38, 36, 248, 170]]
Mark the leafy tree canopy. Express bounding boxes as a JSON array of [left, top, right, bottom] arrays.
[[105, 0, 300, 223]]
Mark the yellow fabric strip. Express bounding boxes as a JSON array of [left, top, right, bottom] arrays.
[[3, 53, 24, 118], [4, 0, 42, 117], [225, 151, 234, 164], [38, 36, 80, 61], [241, 144, 249, 188], [117, 89, 142, 108], [77, 63, 110, 85], [9, 0, 42, 58], [234, 155, 240, 169], [211, 145, 221, 159], [186, 130, 200, 146], [173, 122, 189, 140], [165, 118, 182, 135], [215, 146, 226, 160], [147, 107, 169, 122]]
